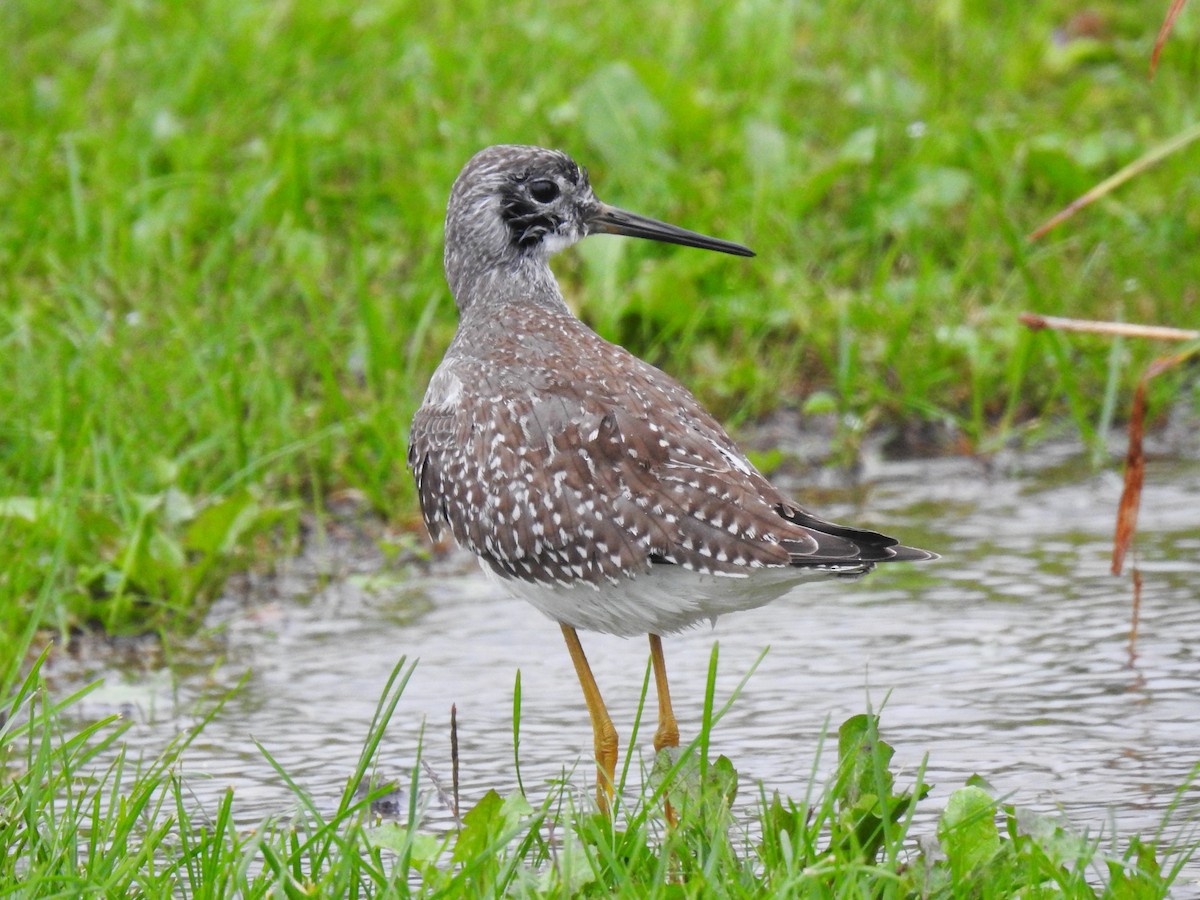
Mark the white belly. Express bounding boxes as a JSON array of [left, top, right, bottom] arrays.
[[480, 562, 861, 637]]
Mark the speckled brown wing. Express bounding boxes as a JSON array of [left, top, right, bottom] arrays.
[[602, 384, 906, 570], [407, 371, 465, 544], [409, 359, 636, 584], [408, 335, 918, 588]]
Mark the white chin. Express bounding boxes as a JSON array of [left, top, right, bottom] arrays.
[[541, 231, 580, 256]]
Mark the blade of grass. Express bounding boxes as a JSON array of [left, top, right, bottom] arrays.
[[1028, 121, 1200, 240]]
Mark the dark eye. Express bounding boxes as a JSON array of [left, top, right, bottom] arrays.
[[529, 179, 560, 203]]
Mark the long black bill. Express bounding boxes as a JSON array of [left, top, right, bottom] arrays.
[[587, 203, 755, 257]]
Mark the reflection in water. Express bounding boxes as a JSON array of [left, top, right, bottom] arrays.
[[48, 455, 1200, 876]]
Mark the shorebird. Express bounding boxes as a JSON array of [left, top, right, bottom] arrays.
[[408, 145, 936, 813]]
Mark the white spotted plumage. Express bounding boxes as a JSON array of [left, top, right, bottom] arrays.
[[407, 145, 936, 638]]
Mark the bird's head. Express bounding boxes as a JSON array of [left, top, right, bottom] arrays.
[[443, 145, 753, 307]]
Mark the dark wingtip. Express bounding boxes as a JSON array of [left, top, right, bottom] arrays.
[[888, 545, 940, 562], [775, 504, 939, 565]]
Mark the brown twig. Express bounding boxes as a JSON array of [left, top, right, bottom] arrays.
[[1128, 568, 1143, 655], [1019, 313, 1200, 342], [1150, 0, 1190, 78], [1020, 314, 1198, 611], [1111, 349, 1198, 575], [451, 702, 460, 823]]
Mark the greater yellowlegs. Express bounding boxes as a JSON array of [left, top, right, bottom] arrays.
[[408, 145, 936, 812]]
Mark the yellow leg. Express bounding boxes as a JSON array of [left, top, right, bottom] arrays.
[[649, 634, 679, 752], [649, 634, 681, 826], [561, 624, 618, 813]]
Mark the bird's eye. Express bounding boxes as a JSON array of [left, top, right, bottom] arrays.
[[529, 179, 560, 203]]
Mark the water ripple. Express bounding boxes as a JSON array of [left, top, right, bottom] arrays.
[[44, 455, 1200, 877]]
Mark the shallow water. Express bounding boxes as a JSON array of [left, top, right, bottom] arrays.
[[48, 451, 1200, 880]]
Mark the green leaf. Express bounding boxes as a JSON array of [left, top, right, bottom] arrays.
[[158, 486, 198, 528], [499, 792, 534, 830], [367, 823, 444, 882], [366, 823, 441, 862], [832, 715, 928, 863], [710, 754, 738, 808], [452, 790, 531, 866], [838, 126, 878, 164], [909, 165, 972, 210], [575, 62, 672, 191], [184, 490, 258, 557], [0, 496, 52, 523], [743, 118, 788, 190], [838, 714, 894, 806], [652, 747, 738, 831], [802, 390, 839, 415], [453, 789, 504, 863], [1108, 837, 1164, 899], [938, 785, 1001, 875]]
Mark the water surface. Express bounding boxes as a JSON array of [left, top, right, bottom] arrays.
[[49, 452, 1200, 879]]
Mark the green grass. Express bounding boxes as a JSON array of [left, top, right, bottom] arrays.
[[2, 4, 1200, 890], [2, 0, 1199, 636], [3, 632, 1196, 897]]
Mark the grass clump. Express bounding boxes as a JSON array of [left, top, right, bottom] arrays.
[[2, 639, 1195, 897]]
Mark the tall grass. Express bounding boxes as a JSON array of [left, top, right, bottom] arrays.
[[2, 0, 1198, 633]]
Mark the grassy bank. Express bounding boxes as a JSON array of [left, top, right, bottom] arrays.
[[2, 0, 1199, 636]]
